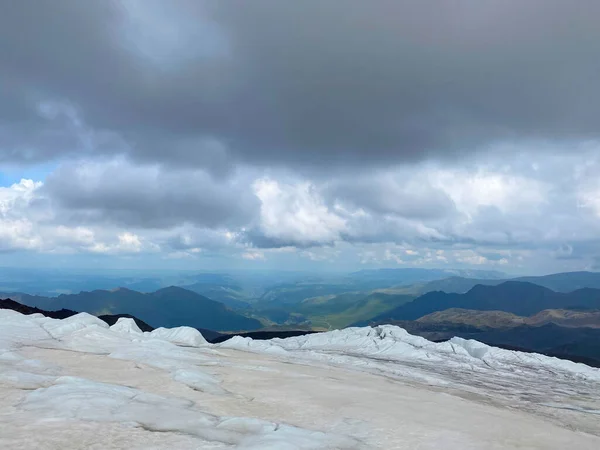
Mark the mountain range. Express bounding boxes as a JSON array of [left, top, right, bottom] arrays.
[[355, 280, 600, 367], [407, 271, 600, 296], [278, 271, 600, 329], [363, 281, 600, 323], [6, 269, 600, 366], [1, 286, 262, 332]]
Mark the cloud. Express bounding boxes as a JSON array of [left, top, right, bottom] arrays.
[[43, 157, 258, 229], [454, 250, 509, 266], [250, 178, 346, 247], [116, 232, 144, 253], [0, 178, 155, 255], [2, 2, 600, 273], [0, 180, 45, 251], [432, 169, 549, 217], [4, 147, 600, 274], [2, 1, 600, 172], [51, 229, 150, 255], [241, 250, 265, 261], [162, 227, 237, 252], [324, 170, 456, 220]]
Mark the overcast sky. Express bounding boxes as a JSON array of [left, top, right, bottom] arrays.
[[2, 1, 600, 274]]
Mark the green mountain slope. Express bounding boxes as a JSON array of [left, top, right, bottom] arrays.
[[363, 281, 600, 324], [297, 292, 415, 329], [3, 286, 262, 332]]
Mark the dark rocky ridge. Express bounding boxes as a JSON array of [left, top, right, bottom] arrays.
[[0, 298, 154, 331]]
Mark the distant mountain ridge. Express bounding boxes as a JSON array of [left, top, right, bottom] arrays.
[[363, 281, 600, 323], [355, 277, 600, 367], [413, 271, 600, 296], [1, 286, 262, 332], [349, 268, 505, 286]]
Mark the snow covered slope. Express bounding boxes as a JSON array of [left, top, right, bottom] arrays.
[[220, 326, 600, 424], [1, 311, 600, 449], [0, 311, 354, 449], [220, 325, 600, 381]]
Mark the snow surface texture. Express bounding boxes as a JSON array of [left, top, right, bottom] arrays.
[[1, 311, 600, 449], [0, 311, 354, 449], [219, 326, 600, 424]]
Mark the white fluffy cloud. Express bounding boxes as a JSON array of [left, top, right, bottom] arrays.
[[241, 250, 265, 261], [431, 169, 549, 217], [252, 178, 346, 247], [0, 180, 45, 251], [3, 146, 600, 273], [0, 179, 154, 255]]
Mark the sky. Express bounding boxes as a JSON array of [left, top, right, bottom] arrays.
[[1, 1, 600, 275]]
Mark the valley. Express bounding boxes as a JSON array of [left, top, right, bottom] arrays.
[[5, 269, 600, 367]]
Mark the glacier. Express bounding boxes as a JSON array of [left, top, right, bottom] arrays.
[[1, 311, 600, 449]]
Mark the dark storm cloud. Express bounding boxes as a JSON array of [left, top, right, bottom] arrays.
[[42, 160, 258, 229], [2, 1, 600, 170], [239, 228, 327, 250]]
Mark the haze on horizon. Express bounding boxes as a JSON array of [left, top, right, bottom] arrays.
[[2, 1, 600, 275]]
